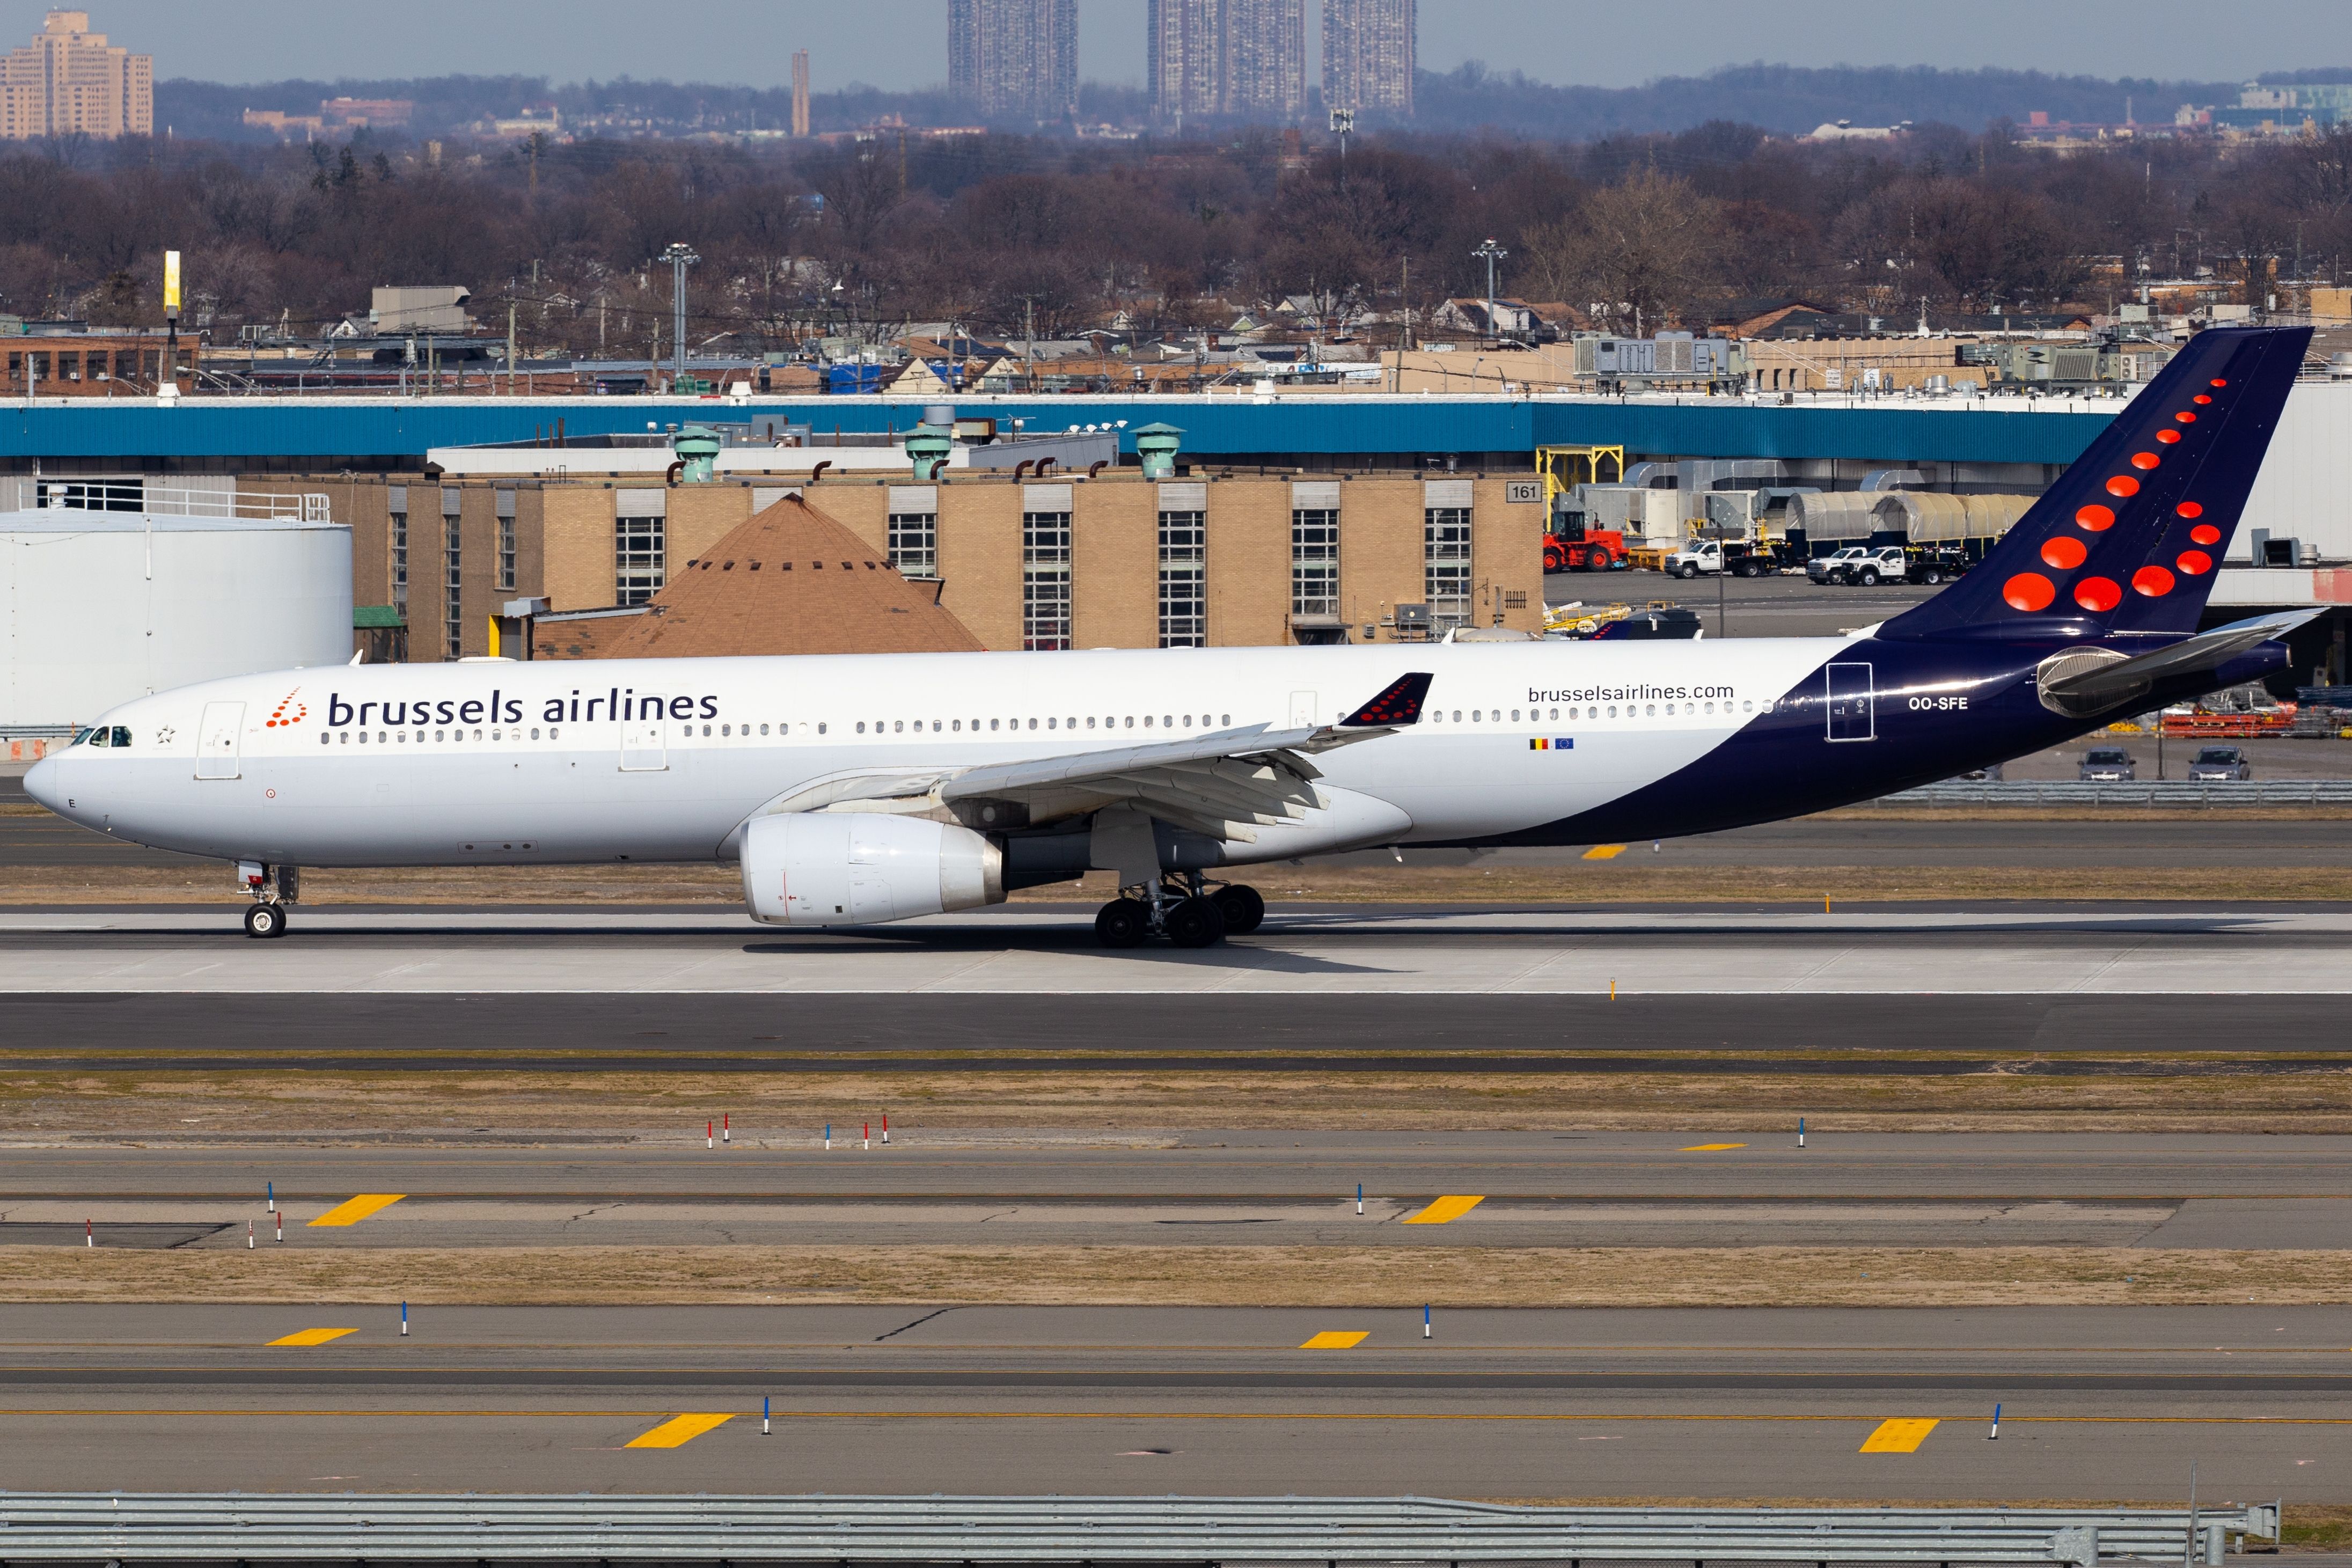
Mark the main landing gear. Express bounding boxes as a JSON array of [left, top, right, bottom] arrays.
[[1093, 875, 1265, 950], [237, 861, 298, 939]]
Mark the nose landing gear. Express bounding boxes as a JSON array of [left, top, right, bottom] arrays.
[[1091, 874, 1262, 949]]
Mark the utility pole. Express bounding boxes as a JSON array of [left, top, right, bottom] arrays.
[[507, 301, 517, 395], [1473, 238, 1507, 344], [661, 242, 698, 392], [1329, 107, 1352, 187]]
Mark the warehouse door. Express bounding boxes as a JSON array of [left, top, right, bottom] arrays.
[[194, 702, 244, 779], [1825, 663, 1875, 743], [620, 700, 667, 771]]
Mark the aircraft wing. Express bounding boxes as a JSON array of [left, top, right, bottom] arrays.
[[941, 671, 1433, 840], [750, 672, 1433, 841]]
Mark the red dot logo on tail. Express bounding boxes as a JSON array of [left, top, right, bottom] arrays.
[[264, 690, 307, 729]]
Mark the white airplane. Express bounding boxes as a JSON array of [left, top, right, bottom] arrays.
[[27, 327, 2321, 946]]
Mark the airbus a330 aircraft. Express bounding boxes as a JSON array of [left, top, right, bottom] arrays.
[[28, 326, 2321, 947]]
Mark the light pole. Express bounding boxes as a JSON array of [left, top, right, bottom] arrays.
[[661, 242, 699, 391], [1473, 238, 1507, 343], [1328, 107, 1353, 186]]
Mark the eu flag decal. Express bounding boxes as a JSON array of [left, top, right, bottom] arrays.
[[1530, 737, 1573, 751]]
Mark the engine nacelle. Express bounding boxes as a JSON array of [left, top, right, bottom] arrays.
[[741, 812, 1003, 926]]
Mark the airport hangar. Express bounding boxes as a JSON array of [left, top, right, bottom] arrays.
[[2, 387, 2346, 680]]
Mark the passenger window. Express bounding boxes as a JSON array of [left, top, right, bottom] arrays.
[[1221, 714, 1231, 725], [952, 720, 962, 731], [1028, 718, 1038, 730], [857, 722, 866, 734], [1044, 718, 1053, 729], [991, 719, 1000, 731], [1087, 717, 1096, 729], [817, 722, 826, 734], [1512, 709, 1521, 722]]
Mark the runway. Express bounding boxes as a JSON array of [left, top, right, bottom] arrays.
[[8, 1134, 2352, 1249], [0, 1303, 2339, 1497], [4, 907, 2351, 997]]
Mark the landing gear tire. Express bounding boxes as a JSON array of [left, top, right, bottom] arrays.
[[1164, 896, 1227, 949], [1211, 883, 1265, 935], [1093, 898, 1149, 949], [243, 903, 287, 940]]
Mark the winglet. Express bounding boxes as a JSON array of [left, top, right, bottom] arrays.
[[1339, 672, 1434, 728]]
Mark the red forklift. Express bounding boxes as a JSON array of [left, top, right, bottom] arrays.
[[1538, 444, 1628, 573]]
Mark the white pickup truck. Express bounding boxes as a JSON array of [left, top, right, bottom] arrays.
[[1664, 539, 1787, 579], [1805, 545, 1967, 587]]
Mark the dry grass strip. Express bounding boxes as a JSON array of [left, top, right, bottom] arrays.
[[13, 1065, 2352, 1138], [3, 1244, 2346, 1307]]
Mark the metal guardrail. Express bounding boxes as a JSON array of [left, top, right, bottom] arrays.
[[0, 1494, 2281, 1565], [1894, 780, 2352, 805], [9, 478, 331, 522]]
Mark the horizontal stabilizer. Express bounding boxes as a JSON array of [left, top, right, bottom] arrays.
[[2036, 608, 2322, 716]]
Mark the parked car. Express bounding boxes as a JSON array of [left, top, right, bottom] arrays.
[[2078, 747, 2138, 782], [2187, 745, 2252, 781], [1952, 763, 2005, 781]]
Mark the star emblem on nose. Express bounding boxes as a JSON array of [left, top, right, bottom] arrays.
[[155, 726, 175, 744]]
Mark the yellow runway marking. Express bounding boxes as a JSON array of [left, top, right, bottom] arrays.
[[7, 1409, 2352, 1427], [625, 1412, 735, 1448], [1402, 1195, 1484, 1225], [267, 1328, 358, 1347], [1859, 1417, 1939, 1453], [1581, 845, 1626, 860], [1299, 1331, 1369, 1349], [307, 1194, 405, 1227], [1681, 1143, 1748, 1152]]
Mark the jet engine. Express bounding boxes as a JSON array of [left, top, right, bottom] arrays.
[[741, 812, 1003, 926]]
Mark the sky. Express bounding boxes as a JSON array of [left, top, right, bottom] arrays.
[[21, 1, 2352, 90]]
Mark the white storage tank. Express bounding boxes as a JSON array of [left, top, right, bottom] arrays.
[[2, 497, 351, 733]]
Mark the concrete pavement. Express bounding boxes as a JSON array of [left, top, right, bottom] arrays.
[[0, 1304, 2339, 1498]]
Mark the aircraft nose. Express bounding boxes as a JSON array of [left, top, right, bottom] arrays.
[[22, 754, 61, 811]]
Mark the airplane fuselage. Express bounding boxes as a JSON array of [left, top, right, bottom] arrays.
[[30, 629, 2275, 875]]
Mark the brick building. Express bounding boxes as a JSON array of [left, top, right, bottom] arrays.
[[2, 331, 190, 395], [243, 468, 1544, 663]]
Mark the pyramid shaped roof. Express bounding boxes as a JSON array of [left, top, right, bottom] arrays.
[[536, 493, 983, 660]]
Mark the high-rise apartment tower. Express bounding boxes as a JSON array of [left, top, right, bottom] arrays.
[[1322, 0, 1415, 118], [948, 0, 1077, 123], [1148, 0, 1306, 123], [0, 10, 152, 141]]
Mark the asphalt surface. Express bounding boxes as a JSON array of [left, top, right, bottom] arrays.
[[2, 984, 2349, 1068], [9, 1134, 2352, 1249], [0, 1303, 2340, 1497], [2, 906, 2349, 997]]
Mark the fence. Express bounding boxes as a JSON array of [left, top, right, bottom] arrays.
[[4, 477, 331, 521], [1895, 780, 2352, 806], [0, 1494, 2280, 1565]]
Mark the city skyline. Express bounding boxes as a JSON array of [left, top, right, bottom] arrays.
[[26, 0, 2352, 93]]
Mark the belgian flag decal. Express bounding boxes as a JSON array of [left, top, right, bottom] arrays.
[[1530, 737, 1573, 751]]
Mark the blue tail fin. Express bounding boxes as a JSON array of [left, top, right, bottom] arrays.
[[1880, 325, 2309, 641]]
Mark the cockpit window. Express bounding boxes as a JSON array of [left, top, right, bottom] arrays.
[[109, 726, 131, 748], [70, 726, 95, 747]]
